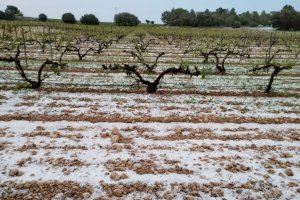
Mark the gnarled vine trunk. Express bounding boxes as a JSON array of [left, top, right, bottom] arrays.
[[216, 64, 226, 74], [265, 68, 280, 94], [146, 83, 158, 93], [0, 44, 66, 89]]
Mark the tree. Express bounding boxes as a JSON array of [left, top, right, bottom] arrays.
[[62, 13, 76, 24], [161, 8, 193, 26], [251, 11, 260, 25], [0, 11, 5, 20], [0, 5, 22, 20], [239, 11, 252, 26], [260, 11, 271, 26], [161, 7, 276, 28], [230, 8, 237, 16], [114, 12, 140, 26], [38, 13, 47, 22], [151, 21, 155, 25], [216, 8, 228, 15], [146, 20, 150, 24], [161, 11, 171, 24], [5, 5, 23, 17], [80, 14, 99, 25], [231, 20, 241, 28], [1, 12, 14, 20], [271, 5, 300, 30]]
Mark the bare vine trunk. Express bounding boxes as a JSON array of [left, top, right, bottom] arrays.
[[216, 65, 226, 74], [146, 83, 158, 93], [265, 68, 280, 94]]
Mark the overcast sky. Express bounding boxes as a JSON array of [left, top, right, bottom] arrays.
[[1, 0, 300, 23]]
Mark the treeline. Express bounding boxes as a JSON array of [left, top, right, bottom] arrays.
[[162, 8, 270, 28], [162, 5, 300, 30], [1, 4, 300, 30], [0, 5, 142, 26]]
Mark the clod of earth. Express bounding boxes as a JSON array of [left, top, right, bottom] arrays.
[[9, 169, 24, 177]]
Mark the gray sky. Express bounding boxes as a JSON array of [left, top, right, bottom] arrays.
[[1, 0, 300, 23]]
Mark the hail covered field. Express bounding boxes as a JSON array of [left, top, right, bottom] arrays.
[[0, 22, 299, 200]]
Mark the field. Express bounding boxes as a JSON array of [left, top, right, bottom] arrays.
[[0, 21, 299, 199]]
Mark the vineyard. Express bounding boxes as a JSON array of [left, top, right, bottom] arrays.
[[0, 21, 299, 199]]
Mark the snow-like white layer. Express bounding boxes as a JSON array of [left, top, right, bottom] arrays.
[[0, 121, 299, 199], [0, 90, 299, 120]]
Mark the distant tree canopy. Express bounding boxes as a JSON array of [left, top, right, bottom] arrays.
[[62, 13, 76, 24], [145, 20, 154, 25], [80, 14, 99, 25], [271, 5, 300, 30], [161, 8, 272, 28], [162, 8, 195, 26], [0, 4, 299, 31], [0, 5, 23, 20], [114, 12, 140, 26], [5, 5, 23, 17], [38, 13, 47, 22], [0, 11, 6, 20]]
